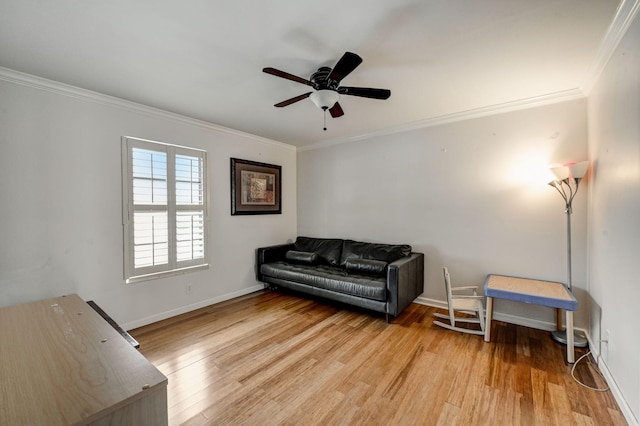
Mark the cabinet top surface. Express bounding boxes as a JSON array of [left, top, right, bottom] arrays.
[[0, 294, 167, 425]]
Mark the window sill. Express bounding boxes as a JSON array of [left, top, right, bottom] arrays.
[[126, 264, 209, 284]]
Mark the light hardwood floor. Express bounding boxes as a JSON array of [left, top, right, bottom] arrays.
[[130, 290, 626, 425]]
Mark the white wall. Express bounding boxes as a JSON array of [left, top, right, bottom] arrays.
[[587, 11, 640, 423], [0, 72, 297, 329], [298, 99, 589, 329]]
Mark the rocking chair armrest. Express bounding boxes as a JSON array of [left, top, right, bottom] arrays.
[[453, 295, 485, 300]]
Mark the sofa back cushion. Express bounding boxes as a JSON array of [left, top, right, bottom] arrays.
[[340, 240, 412, 265], [294, 237, 344, 266]]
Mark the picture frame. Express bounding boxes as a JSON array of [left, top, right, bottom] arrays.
[[230, 158, 281, 215]]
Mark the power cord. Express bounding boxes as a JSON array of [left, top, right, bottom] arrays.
[[570, 350, 610, 392]]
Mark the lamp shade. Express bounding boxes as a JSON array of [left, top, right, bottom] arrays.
[[568, 161, 589, 179], [549, 165, 570, 181], [309, 90, 339, 110]]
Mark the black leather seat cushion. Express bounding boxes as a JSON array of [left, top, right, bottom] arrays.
[[260, 261, 387, 301]]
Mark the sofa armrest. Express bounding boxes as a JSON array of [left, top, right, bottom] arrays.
[[386, 252, 424, 317], [256, 243, 295, 281]]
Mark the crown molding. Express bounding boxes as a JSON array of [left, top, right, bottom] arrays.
[[0, 66, 295, 151], [581, 0, 640, 94], [6, 0, 635, 159], [300, 0, 640, 153], [298, 88, 585, 152]]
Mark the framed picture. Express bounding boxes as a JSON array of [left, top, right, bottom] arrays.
[[230, 158, 282, 215]]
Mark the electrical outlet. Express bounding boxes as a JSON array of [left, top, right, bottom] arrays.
[[185, 283, 192, 295], [602, 329, 611, 363]]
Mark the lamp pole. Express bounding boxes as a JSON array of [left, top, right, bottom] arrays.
[[548, 162, 589, 348]]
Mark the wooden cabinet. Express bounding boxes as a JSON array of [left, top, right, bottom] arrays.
[[0, 294, 168, 425]]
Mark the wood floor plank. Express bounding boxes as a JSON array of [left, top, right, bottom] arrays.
[[130, 290, 627, 426]]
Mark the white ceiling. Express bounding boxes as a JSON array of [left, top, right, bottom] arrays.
[[0, 0, 622, 147]]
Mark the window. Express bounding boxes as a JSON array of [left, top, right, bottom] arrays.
[[122, 136, 208, 283]]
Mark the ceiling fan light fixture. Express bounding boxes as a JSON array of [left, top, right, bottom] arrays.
[[310, 90, 339, 110]]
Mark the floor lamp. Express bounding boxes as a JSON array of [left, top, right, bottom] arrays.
[[548, 161, 589, 348]]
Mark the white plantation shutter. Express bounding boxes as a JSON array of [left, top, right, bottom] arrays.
[[132, 148, 169, 270], [174, 152, 205, 266], [176, 211, 205, 262], [133, 211, 168, 268], [122, 137, 208, 283]]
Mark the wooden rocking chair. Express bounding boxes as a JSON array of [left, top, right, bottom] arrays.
[[434, 267, 486, 335]]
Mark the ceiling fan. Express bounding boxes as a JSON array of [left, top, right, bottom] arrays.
[[263, 52, 391, 130]]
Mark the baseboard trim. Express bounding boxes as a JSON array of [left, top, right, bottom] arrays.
[[121, 284, 264, 331], [596, 353, 639, 426]]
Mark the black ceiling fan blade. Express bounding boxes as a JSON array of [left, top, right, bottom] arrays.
[[274, 92, 312, 107], [328, 52, 363, 84], [337, 86, 391, 100], [329, 102, 344, 118], [263, 67, 316, 88]]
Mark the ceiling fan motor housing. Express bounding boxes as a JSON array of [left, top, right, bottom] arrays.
[[311, 67, 337, 90]]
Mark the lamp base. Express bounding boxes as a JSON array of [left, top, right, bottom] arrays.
[[551, 329, 588, 348]]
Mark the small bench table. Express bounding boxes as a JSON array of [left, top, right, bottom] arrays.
[[483, 274, 579, 363]]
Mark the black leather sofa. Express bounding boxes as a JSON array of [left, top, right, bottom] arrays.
[[256, 237, 424, 321]]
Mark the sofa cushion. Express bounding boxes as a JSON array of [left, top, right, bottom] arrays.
[[285, 250, 319, 265], [260, 262, 386, 301], [340, 240, 412, 265], [294, 237, 343, 266], [345, 258, 388, 276]]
